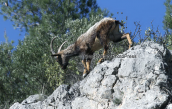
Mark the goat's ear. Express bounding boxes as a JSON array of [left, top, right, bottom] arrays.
[[51, 53, 61, 56]]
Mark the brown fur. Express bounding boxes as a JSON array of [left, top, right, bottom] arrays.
[[51, 18, 132, 77]]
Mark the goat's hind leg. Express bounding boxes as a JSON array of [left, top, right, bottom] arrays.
[[126, 33, 132, 49], [121, 33, 132, 49]]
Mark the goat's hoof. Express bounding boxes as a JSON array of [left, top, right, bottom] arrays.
[[83, 73, 89, 78], [97, 61, 103, 65], [128, 43, 133, 49], [97, 58, 104, 64]]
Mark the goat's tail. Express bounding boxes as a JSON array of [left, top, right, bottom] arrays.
[[115, 20, 124, 26]]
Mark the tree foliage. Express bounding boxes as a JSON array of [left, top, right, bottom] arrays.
[[163, 0, 172, 30], [0, 32, 15, 108], [0, 0, 99, 33], [163, 0, 172, 49]]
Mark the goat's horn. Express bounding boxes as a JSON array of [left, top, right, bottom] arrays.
[[58, 41, 67, 53], [50, 37, 57, 54]]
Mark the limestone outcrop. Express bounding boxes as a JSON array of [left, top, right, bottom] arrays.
[[10, 41, 172, 109]]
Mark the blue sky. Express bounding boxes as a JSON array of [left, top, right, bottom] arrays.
[[0, 0, 166, 47]]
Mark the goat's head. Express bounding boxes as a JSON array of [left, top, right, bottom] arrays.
[[50, 37, 69, 69]]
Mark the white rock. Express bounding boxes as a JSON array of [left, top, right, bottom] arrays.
[[10, 41, 172, 109]]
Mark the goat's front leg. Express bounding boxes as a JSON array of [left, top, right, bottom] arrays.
[[86, 60, 91, 72], [82, 60, 87, 76], [98, 44, 108, 63], [82, 59, 91, 77]]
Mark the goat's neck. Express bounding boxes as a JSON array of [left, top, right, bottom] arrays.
[[62, 44, 79, 57]]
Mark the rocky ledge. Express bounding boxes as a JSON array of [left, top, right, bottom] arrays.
[[10, 41, 172, 109]]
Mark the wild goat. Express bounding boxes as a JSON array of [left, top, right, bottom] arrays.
[[51, 17, 132, 77]]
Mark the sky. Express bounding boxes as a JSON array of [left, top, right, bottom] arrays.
[[0, 0, 167, 47]]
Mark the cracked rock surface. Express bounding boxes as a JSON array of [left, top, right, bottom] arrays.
[[10, 41, 172, 109]]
